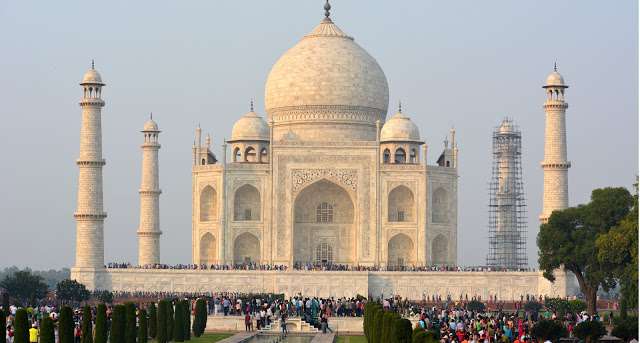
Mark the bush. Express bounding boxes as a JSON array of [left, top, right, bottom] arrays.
[[381, 312, 398, 343], [124, 303, 136, 343], [174, 301, 185, 342], [148, 303, 158, 339], [157, 300, 168, 343], [167, 301, 175, 340], [573, 320, 606, 343], [192, 299, 207, 337], [59, 306, 74, 343], [466, 300, 485, 313], [94, 304, 107, 343], [523, 301, 543, 313], [95, 290, 113, 304], [13, 309, 29, 343], [138, 309, 148, 343], [0, 309, 5, 343], [40, 316, 55, 343], [531, 319, 567, 342], [81, 305, 93, 343], [373, 309, 384, 343], [110, 304, 126, 343], [392, 318, 412, 343], [612, 316, 639, 342], [56, 279, 90, 305], [182, 300, 191, 341]]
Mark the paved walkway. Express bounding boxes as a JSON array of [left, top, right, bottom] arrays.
[[311, 332, 336, 343], [217, 331, 257, 343]]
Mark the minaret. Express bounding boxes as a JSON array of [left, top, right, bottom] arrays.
[[540, 64, 570, 223], [73, 61, 107, 279], [137, 114, 162, 266]]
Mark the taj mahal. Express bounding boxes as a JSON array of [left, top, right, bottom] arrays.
[[71, 3, 573, 300]]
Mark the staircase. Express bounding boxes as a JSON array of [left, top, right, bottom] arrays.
[[258, 317, 319, 333]]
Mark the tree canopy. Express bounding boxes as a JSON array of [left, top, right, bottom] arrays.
[[538, 187, 633, 314], [56, 279, 90, 304], [596, 182, 638, 314], [0, 269, 48, 305]]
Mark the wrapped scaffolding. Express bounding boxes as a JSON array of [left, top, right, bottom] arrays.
[[487, 118, 527, 269]]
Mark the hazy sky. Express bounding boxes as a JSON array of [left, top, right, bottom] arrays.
[[0, 1, 637, 270]]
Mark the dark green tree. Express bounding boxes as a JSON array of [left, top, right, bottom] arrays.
[[182, 300, 191, 341], [14, 309, 29, 343], [173, 301, 185, 342], [0, 270, 48, 306], [81, 305, 93, 343], [538, 187, 633, 314], [167, 301, 174, 340], [56, 280, 90, 305], [40, 316, 55, 343], [2, 293, 8, 313], [157, 300, 168, 343], [59, 306, 74, 343], [381, 312, 397, 343], [192, 299, 206, 337], [0, 309, 5, 343], [95, 290, 114, 304], [611, 316, 639, 342], [391, 318, 412, 343], [531, 319, 567, 342], [94, 304, 108, 343], [124, 303, 136, 343], [372, 309, 384, 343], [148, 303, 158, 339], [110, 304, 126, 343], [596, 182, 639, 316], [573, 320, 606, 343], [138, 309, 148, 343]]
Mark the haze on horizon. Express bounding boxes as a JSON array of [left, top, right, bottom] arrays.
[[0, 0, 637, 270]]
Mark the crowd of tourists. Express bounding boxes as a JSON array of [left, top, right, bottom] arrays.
[[106, 261, 536, 273]]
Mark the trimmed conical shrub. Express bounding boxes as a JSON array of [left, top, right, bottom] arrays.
[[373, 309, 384, 343], [167, 301, 175, 341], [94, 304, 107, 343], [173, 301, 185, 342], [13, 309, 29, 343], [157, 300, 168, 343], [110, 304, 126, 343], [124, 303, 136, 343], [148, 303, 158, 339], [137, 309, 148, 343], [192, 299, 207, 337], [391, 318, 412, 343], [183, 300, 191, 341], [40, 316, 55, 343], [59, 306, 74, 343], [81, 305, 93, 343], [0, 309, 6, 343]]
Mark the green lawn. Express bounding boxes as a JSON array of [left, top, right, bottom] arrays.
[[151, 333, 234, 343], [335, 336, 367, 343]]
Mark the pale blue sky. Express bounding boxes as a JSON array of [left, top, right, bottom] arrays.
[[0, 1, 637, 269]]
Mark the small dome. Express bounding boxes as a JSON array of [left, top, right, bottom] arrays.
[[380, 111, 420, 142], [231, 111, 269, 141], [497, 118, 515, 134], [544, 71, 567, 88], [143, 119, 159, 131], [80, 68, 104, 85]]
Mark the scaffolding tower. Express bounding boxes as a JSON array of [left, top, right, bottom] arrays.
[[487, 118, 527, 269]]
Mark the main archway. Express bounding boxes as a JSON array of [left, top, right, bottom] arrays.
[[293, 179, 354, 265], [233, 232, 260, 264], [387, 233, 414, 268]]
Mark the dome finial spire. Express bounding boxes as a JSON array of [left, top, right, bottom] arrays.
[[554, 61, 558, 72], [398, 100, 402, 113], [250, 98, 254, 112], [324, 0, 331, 19], [150, 112, 153, 120], [91, 59, 95, 70]]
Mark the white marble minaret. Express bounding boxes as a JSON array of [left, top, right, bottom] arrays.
[[72, 62, 107, 285], [540, 64, 570, 223], [137, 115, 162, 265]]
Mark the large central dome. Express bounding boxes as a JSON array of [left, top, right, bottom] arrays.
[[265, 15, 389, 142]]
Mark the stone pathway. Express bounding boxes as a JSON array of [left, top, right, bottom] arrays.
[[217, 331, 257, 343], [311, 332, 336, 343]]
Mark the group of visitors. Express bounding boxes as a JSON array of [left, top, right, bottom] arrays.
[[106, 261, 537, 273]]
